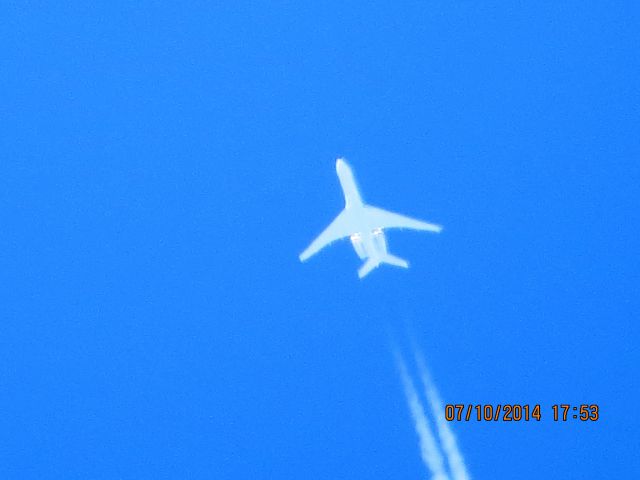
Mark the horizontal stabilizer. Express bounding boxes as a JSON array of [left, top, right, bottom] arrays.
[[358, 258, 380, 279], [382, 253, 409, 269]]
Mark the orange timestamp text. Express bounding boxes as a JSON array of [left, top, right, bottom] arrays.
[[444, 404, 600, 422]]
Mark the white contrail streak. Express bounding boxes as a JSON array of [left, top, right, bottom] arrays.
[[394, 351, 449, 480], [414, 349, 471, 480]]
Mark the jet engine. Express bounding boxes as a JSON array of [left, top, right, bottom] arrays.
[[350, 233, 366, 259], [372, 228, 387, 252]]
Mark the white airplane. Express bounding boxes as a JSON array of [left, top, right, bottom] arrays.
[[299, 158, 442, 278]]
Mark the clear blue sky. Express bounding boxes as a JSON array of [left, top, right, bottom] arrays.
[[2, 2, 638, 478]]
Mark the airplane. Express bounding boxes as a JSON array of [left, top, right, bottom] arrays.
[[299, 158, 442, 278]]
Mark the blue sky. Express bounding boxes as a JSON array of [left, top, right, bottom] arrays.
[[2, 2, 638, 478]]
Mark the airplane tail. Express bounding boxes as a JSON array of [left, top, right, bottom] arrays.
[[357, 254, 409, 278]]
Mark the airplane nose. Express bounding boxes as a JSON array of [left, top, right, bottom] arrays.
[[336, 157, 347, 172]]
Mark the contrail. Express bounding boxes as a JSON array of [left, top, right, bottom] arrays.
[[394, 350, 449, 480], [414, 349, 471, 480]]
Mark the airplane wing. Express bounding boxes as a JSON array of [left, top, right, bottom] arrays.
[[299, 210, 353, 262], [366, 206, 442, 233]]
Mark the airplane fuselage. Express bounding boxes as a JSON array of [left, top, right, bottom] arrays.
[[336, 159, 389, 262]]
